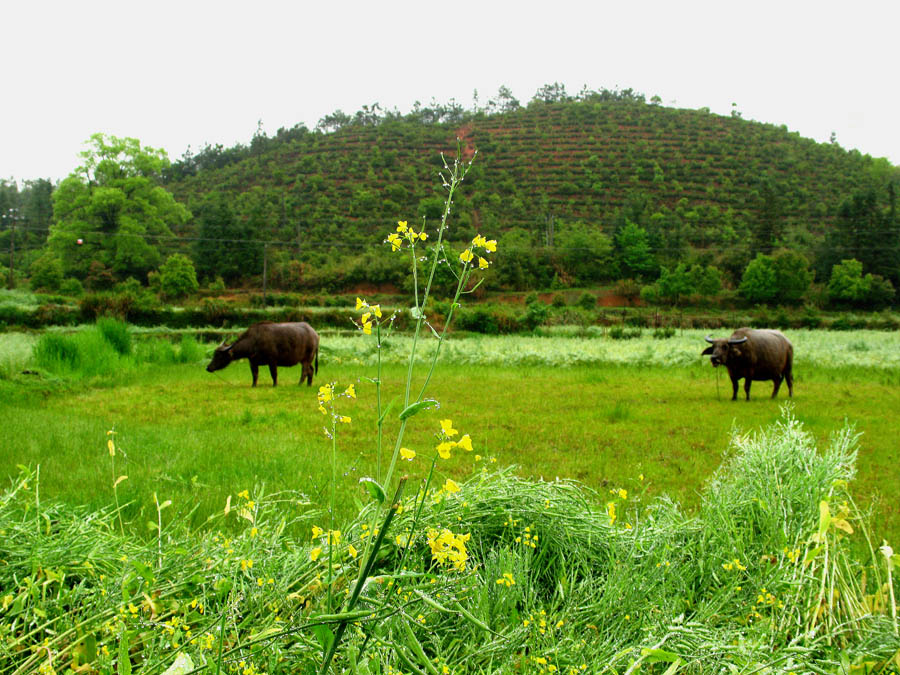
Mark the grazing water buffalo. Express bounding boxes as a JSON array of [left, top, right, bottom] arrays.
[[701, 328, 793, 401], [206, 322, 319, 387]]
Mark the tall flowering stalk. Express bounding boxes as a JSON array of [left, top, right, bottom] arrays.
[[318, 146, 495, 673], [316, 381, 354, 613]]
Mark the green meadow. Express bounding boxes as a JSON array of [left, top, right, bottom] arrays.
[[1, 329, 898, 540], [2, 326, 899, 673]]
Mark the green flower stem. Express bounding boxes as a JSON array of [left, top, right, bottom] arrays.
[[319, 479, 407, 675], [375, 323, 383, 483], [401, 154, 465, 412], [327, 406, 337, 614]]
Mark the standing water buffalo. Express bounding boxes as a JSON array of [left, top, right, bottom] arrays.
[[206, 322, 319, 387], [701, 328, 793, 401]]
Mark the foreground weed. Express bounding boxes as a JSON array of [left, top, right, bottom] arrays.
[[313, 147, 498, 672]]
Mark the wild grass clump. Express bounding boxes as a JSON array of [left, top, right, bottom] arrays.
[[96, 317, 133, 355], [24, 322, 205, 380]]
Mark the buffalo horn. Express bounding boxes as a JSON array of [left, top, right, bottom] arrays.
[[728, 336, 748, 344], [704, 335, 715, 343]]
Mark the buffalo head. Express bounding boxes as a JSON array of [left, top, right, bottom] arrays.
[[206, 343, 234, 372], [701, 334, 748, 367]]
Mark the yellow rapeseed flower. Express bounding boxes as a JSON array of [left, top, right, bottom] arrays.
[[372, 305, 382, 318], [443, 478, 460, 493], [457, 434, 473, 452], [329, 530, 341, 546], [348, 544, 358, 558], [311, 525, 324, 539], [437, 441, 455, 459], [396, 220, 408, 233], [478, 257, 489, 269], [459, 249, 474, 264], [340, 416, 351, 424], [355, 297, 366, 310], [484, 239, 497, 252], [400, 447, 416, 461], [618, 488, 627, 500], [310, 547, 322, 562], [344, 384, 356, 398], [440, 419, 458, 437]]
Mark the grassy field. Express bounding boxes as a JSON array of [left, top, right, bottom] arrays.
[[2, 327, 899, 673], [1, 329, 898, 542]]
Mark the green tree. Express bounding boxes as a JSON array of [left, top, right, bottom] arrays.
[[616, 221, 656, 280], [29, 252, 64, 291], [654, 264, 693, 305], [555, 221, 615, 283], [822, 189, 899, 286], [772, 250, 813, 304], [688, 264, 722, 297], [48, 134, 189, 281], [159, 253, 199, 300], [739, 254, 778, 303], [826, 258, 895, 308], [751, 175, 785, 256]]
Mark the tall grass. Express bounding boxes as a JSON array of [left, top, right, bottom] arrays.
[[28, 322, 204, 379], [1, 410, 896, 673]]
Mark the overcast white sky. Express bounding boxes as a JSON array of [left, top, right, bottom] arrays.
[[3, 0, 898, 183]]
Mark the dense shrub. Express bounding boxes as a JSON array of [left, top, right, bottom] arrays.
[[159, 254, 199, 300]]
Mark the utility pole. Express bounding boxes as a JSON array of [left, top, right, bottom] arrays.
[[262, 243, 268, 307], [5, 208, 16, 290]]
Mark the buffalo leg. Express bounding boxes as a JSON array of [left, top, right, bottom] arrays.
[[250, 363, 259, 387], [730, 374, 740, 401], [772, 376, 783, 398], [786, 371, 793, 397], [744, 378, 752, 401], [269, 364, 278, 387]]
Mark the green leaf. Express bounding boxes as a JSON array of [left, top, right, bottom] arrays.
[[131, 560, 155, 584], [804, 545, 824, 565], [377, 397, 398, 426], [311, 624, 335, 653], [359, 477, 385, 504], [661, 658, 684, 674], [410, 306, 425, 320], [118, 632, 132, 675], [818, 500, 832, 538], [83, 634, 97, 663], [641, 648, 681, 664], [398, 398, 438, 421]]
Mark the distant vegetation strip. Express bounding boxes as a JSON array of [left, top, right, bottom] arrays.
[[4, 327, 899, 380]]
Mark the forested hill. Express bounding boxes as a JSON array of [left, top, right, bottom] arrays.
[[161, 94, 898, 291]]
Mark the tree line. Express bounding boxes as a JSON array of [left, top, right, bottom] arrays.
[[2, 85, 898, 310]]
